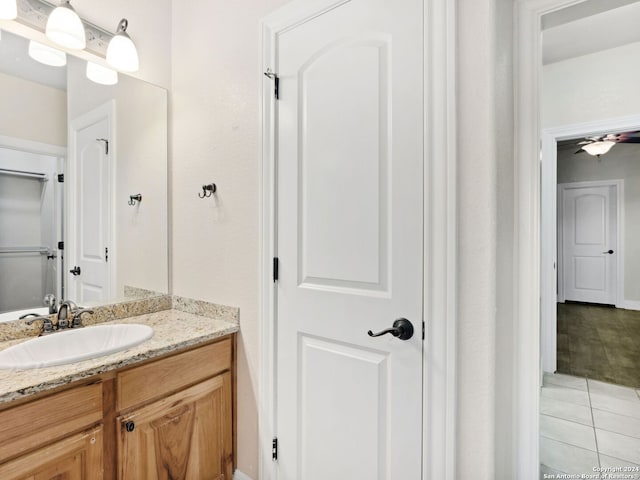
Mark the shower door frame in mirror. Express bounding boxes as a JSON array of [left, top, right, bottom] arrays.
[[0, 134, 66, 307]]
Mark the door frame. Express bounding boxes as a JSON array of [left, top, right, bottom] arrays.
[[258, 0, 458, 479], [512, 0, 640, 477], [67, 101, 116, 301], [540, 116, 640, 374], [557, 179, 623, 307]]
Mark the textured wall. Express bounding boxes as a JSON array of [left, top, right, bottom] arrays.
[[0, 72, 66, 146], [170, 1, 291, 476], [543, 42, 640, 128]]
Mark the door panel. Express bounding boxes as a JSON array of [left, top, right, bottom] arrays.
[[562, 184, 617, 304], [275, 0, 423, 478], [72, 115, 110, 303]]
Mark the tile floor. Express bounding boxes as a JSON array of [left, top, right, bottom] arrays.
[[541, 372, 640, 479]]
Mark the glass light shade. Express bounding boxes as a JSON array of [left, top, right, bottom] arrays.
[[28, 41, 67, 67], [45, 1, 86, 50], [582, 141, 615, 157], [0, 0, 17, 20], [106, 19, 139, 72], [86, 61, 118, 86]]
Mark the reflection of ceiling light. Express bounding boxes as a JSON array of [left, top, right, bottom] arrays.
[[0, 0, 17, 20], [46, 1, 86, 50], [582, 141, 615, 157], [86, 61, 118, 85], [28, 41, 67, 67], [106, 19, 139, 72]]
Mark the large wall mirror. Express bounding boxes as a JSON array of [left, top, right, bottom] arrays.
[[0, 29, 168, 319]]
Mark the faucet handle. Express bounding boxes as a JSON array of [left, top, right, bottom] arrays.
[[25, 316, 55, 335], [71, 309, 95, 328]]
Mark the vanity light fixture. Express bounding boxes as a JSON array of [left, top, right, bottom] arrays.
[[0, 0, 17, 20], [86, 61, 118, 85], [582, 140, 615, 157], [106, 19, 139, 72], [28, 40, 66, 67], [45, 0, 86, 50]]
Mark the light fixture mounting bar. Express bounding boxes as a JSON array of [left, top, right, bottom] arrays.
[[14, 0, 113, 56]]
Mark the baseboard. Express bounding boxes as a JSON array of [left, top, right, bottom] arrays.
[[617, 300, 640, 311], [233, 470, 254, 480]]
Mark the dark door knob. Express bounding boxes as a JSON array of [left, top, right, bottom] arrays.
[[602, 250, 614, 254], [69, 266, 81, 276], [367, 318, 414, 341], [124, 421, 135, 432]]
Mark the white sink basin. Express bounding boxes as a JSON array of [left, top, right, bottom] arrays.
[[0, 307, 49, 324], [0, 324, 154, 370]]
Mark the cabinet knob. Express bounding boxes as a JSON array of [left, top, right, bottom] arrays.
[[125, 421, 135, 432]]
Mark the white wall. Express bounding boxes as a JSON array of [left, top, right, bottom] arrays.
[[170, 0, 291, 476], [0, 72, 66, 146], [558, 144, 640, 302], [543, 42, 640, 128]]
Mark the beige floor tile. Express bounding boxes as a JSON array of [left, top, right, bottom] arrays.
[[591, 393, 640, 420], [593, 409, 640, 439], [542, 384, 591, 407], [540, 437, 599, 476], [597, 429, 640, 465], [541, 414, 597, 451], [589, 380, 640, 402], [541, 395, 593, 426], [545, 372, 588, 391], [598, 455, 640, 480]]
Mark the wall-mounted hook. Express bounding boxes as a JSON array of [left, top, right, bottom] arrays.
[[198, 183, 217, 198], [128, 194, 142, 206]]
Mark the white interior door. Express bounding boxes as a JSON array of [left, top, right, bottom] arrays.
[[275, 0, 423, 478], [69, 108, 112, 303], [561, 183, 617, 305]]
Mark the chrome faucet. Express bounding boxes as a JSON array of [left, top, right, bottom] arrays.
[[24, 300, 94, 335], [43, 294, 57, 315]]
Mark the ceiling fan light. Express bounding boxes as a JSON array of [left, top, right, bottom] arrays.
[[0, 0, 17, 20], [28, 40, 67, 67], [86, 61, 118, 85], [582, 141, 615, 157], [46, 1, 86, 50], [106, 19, 139, 72]]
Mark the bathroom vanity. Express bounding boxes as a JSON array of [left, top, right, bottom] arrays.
[[0, 306, 238, 479]]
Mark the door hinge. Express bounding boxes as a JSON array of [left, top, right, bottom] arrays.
[[273, 257, 279, 282], [58, 241, 64, 250], [272, 437, 278, 461], [57, 173, 64, 183], [96, 138, 109, 155], [105, 247, 109, 262], [422, 321, 425, 340], [264, 69, 279, 99]]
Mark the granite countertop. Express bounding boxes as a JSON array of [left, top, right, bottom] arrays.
[[0, 309, 239, 405]]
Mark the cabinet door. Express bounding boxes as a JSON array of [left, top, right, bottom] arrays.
[[0, 426, 103, 480], [118, 373, 232, 480]]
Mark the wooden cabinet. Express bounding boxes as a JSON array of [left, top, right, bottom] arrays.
[[0, 426, 103, 480], [0, 335, 235, 480], [118, 373, 233, 480]]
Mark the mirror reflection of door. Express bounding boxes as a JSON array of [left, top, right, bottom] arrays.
[[69, 103, 113, 304]]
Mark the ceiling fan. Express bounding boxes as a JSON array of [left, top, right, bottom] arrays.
[[574, 131, 640, 157]]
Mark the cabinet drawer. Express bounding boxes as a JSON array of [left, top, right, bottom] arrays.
[[117, 337, 232, 411], [0, 382, 103, 463]]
